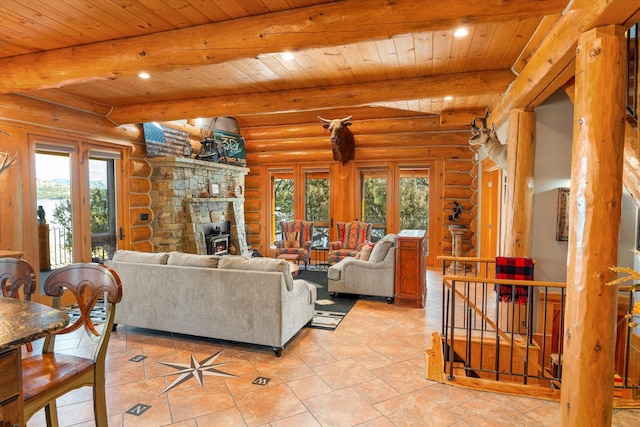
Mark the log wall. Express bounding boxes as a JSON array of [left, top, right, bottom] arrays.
[[239, 116, 478, 263], [1, 96, 479, 269]]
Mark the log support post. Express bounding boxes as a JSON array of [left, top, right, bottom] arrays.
[[561, 25, 626, 426], [499, 108, 535, 333], [503, 108, 535, 257]]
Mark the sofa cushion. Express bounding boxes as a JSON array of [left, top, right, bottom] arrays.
[[112, 250, 169, 265], [369, 234, 396, 263], [167, 252, 220, 268], [218, 256, 294, 291]]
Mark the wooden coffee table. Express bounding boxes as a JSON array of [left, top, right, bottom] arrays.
[[277, 254, 301, 277]]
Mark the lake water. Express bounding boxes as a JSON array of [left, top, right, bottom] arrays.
[[36, 199, 66, 226]]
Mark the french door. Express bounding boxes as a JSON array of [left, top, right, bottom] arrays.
[[358, 162, 435, 261], [35, 140, 123, 275]]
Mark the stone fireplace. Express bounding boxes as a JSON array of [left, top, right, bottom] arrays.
[[147, 157, 250, 256]]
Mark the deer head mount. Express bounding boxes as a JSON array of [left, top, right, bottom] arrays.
[[317, 115, 355, 165], [0, 130, 16, 176], [469, 111, 507, 170]]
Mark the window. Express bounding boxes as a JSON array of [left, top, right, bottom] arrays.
[[89, 150, 120, 262], [271, 171, 294, 243], [305, 170, 330, 247], [35, 142, 123, 278], [36, 150, 74, 270], [360, 169, 387, 241], [399, 167, 430, 253]]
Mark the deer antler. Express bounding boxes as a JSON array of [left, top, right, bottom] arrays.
[[0, 130, 17, 176]]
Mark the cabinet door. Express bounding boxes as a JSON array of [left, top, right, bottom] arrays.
[[394, 231, 426, 308], [0, 349, 23, 427]]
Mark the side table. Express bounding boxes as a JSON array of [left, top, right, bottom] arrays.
[[311, 246, 328, 269], [277, 254, 301, 277]]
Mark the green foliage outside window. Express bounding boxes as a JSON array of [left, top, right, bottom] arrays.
[[274, 178, 294, 237], [53, 188, 109, 249], [400, 177, 429, 230], [305, 178, 329, 221], [362, 178, 387, 223]]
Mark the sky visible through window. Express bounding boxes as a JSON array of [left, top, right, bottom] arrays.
[[35, 153, 107, 181]]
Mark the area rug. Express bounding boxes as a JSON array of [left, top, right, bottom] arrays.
[[297, 270, 358, 330], [60, 298, 106, 326]]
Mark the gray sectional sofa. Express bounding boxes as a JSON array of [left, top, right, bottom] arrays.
[[105, 250, 316, 356]]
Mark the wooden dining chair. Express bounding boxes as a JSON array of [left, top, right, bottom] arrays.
[[21, 263, 123, 427], [0, 258, 37, 352]]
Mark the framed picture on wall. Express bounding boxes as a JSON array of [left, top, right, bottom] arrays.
[[556, 188, 570, 242], [209, 182, 220, 197]]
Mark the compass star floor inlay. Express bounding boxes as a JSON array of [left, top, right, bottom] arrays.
[[157, 350, 236, 394]]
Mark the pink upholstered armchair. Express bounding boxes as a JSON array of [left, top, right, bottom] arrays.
[[328, 221, 373, 265], [274, 220, 314, 269]]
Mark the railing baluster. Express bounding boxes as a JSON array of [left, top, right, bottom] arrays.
[[437, 255, 638, 397]]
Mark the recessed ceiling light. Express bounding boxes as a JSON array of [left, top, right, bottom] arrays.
[[454, 28, 469, 38], [444, 96, 453, 101], [282, 52, 294, 61], [138, 72, 151, 79]]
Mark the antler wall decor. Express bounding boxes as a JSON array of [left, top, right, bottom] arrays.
[[0, 130, 17, 176]]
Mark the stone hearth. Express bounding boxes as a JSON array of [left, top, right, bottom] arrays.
[[148, 157, 250, 255]]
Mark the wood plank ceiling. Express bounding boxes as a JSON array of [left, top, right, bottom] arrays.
[[0, 0, 637, 129]]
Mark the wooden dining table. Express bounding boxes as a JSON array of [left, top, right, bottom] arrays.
[[0, 298, 69, 427]]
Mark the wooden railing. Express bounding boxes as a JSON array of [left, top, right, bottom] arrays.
[[431, 256, 640, 406]]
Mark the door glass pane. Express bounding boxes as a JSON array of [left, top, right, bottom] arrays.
[[305, 171, 329, 247], [89, 157, 117, 262], [272, 174, 294, 243], [399, 169, 430, 253], [36, 152, 73, 271], [360, 170, 387, 241]]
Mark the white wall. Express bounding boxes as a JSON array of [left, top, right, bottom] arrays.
[[530, 91, 574, 282], [529, 90, 638, 281]]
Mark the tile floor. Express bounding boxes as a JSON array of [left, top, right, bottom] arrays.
[[25, 268, 639, 426]]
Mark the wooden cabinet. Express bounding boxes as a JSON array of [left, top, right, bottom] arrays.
[[0, 348, 23, 427], [394, 230, 427, 308]]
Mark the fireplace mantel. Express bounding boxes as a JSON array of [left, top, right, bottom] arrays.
[[147, 157, 249, 255]]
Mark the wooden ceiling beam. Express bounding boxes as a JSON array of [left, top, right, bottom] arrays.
[[242, 117, 464, 140], [107, 69, 514, 124], [246, 133, 470, 152], [0, 93, 139, 142], [489, 0, 640, 126], [439, 109, 487, 127], [0, 0, 566, 93]]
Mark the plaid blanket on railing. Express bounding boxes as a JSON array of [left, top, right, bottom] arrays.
[[495, 256, 533, 304]]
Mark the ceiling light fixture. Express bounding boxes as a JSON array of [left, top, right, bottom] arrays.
[[444, 96, 453, 101], [454, 28, 469, 38], [281, 52, 294, 61], [138, 72, 151, 79]]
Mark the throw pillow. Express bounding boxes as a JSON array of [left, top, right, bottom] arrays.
[[369, 234, 396, 262], [112, 250, 169, 265], [284, 231, 300, 249], [167, 252, 220, 268], [360, 244, 374, 261], [218, 256, 294, 291]]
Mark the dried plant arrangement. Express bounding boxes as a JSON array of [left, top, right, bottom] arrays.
[[607, 249, 640, 328]]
